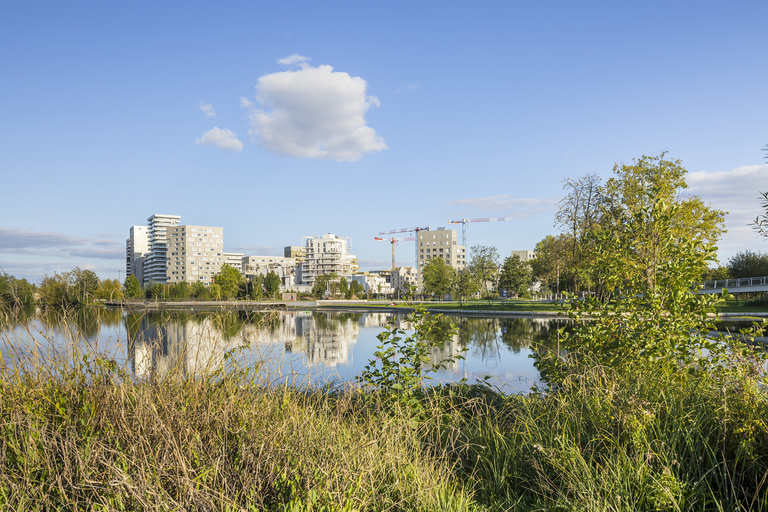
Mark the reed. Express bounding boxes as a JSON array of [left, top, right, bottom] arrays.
[[1, 306, 766, 511]]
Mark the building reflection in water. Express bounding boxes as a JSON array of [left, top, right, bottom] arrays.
[[124, 310, 558, 385]]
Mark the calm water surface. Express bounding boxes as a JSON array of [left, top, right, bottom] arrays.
[[3, 308, 761, 393], [1, 308, 567, 393]]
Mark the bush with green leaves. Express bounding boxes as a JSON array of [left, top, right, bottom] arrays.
[[358, 306, 464, 406]]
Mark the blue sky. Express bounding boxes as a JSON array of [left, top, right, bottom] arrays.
[[1, 0, 767, 283]]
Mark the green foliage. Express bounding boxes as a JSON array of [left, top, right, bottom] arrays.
[[467, 245, 499, 298], [349, 279, 364, 299], [358, 306, 464, 405], [452, 269, 478, 304], [312, 273, 337, 299], [728, 250, 768, 278], [263, 271, 281, 298], [123, 274, 143, 299], [752, 191, 768, 239], [214, 264, 243, 299], [537, 192, 767, 386], [498, 255, 531, 297], [421, 257, 456, 299], [38, 267, 100, 306], [0, 272, 36, 306], [95, 278, 123, 301]]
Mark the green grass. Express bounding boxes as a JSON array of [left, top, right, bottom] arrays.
[[1, 307, 767, 511]]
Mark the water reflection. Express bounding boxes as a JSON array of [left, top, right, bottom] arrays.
[[3, 307, 576, 391]]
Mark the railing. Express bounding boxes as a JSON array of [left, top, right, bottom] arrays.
[[699, 276, 768, 290]]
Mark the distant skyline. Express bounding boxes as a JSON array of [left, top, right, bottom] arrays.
[[1, 1, 767, 283]]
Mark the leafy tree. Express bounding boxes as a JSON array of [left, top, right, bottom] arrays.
[[169, 281, 190, 299], [530, 234, 572, 293], [208, 283, 222, 300], [95, 278, 123, 301], [421, 257, 456, 300], [349, 279, 364, 298], [467, 245, 500, 299], [264, 271, 281, 298], [214, 264, 243, 299], [39, 273, 68, 305], [453, 269, 478, 304], [498, 255, 532, 297], [339, 277, 349, 299], [0, 273, 36, 306], [68, 267, 100, 304], [727, 250, 768, 278], [191, 281, 209, 299], [538, 191, 765, 386], [312, 273, 337, 298], [249, 275, 264, 300], [146, 282, 166, 299], [123, 275, 143, 299], [554, 173, 604, 291], [701, 265, 730, 282]]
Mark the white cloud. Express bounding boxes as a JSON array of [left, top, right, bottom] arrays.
[[239, 97, 255, 109], [244, 56, 386, 162], [277, 54, 310, 67], [686, 164, 768, 256], [195, 127, 243, 152], [447, 194, 558, 218], [199, 102, 216, 117]]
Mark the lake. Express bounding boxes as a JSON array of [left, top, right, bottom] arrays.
[[2, 307, 761, 393], [1, 307, 568, 393]]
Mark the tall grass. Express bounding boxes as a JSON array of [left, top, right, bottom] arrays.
[[1, 306, 767, 510]]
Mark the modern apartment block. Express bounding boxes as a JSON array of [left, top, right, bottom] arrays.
[[242, 255, 297, 289], [125, 225, 149, 284], [166, 225, 225, 285], [417, 227, 466, 274], [142, 214, 181, 286], [389, 266, 419, 295], [284, 246, 305, 263], [299, 234, 359, 286]]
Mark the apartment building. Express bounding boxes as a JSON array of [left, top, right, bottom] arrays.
[[125, 225, 149, 284], [299, 234, 359, 286], [417, 227, 466, 273], [142, 214, 181, 286], [242, 255, 297, 289], [165, 225, 225, 285]]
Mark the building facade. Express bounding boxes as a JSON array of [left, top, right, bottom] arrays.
[[142, 214, 181, 286], [125, 225, 149, 284], [165, 224, 225, 285], [417, 227, 466, 274], [299, 234, 359, 286], [242, 255, 298, 289]]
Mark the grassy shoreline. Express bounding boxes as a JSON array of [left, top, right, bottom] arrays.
[[2, 307, 767, 510]]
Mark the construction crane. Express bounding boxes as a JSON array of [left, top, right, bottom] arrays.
[[374, 236, 415, 269], [448, 217, 515, 249], [379, 226, 430, 269]]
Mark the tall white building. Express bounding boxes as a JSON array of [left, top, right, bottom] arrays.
[[142, 214, 181, 286], [299, 234, 359, 286], [125, 225, 149, 284]]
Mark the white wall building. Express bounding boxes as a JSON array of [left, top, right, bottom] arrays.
[[510, 250, 536, 262], [299, 234, 360, 286], [125, 225, 148, 284], [350, 273, 393, 296], [142, 214, 181, 286], [242, 255, 298, 290]]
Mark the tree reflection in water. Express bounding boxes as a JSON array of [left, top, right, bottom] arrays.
[[2, 308, 572, 389]]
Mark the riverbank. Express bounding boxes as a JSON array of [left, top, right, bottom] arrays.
[[106, 297, 768, 319]]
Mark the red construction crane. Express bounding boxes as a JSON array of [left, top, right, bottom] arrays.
[[375, 236, 415, 269], [448, 217, 515, 248], [378, 226, 430, 268]]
